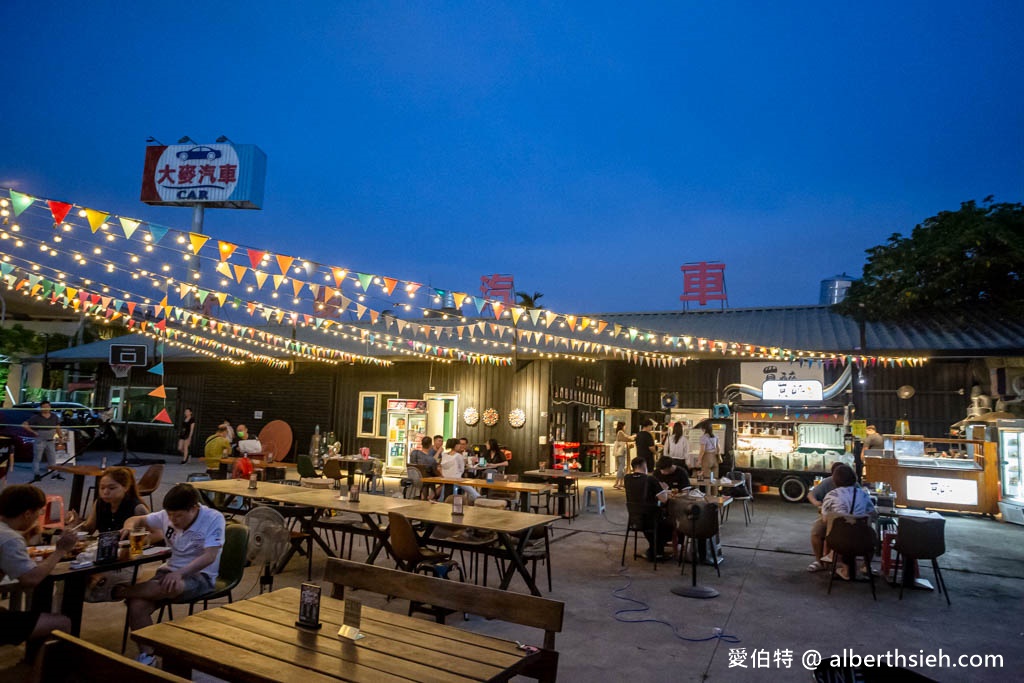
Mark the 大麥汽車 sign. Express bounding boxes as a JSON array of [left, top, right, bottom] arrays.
[[140, 142, 266, 209]]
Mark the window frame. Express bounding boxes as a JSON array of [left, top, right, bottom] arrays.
[[357, 390, 398, 438]]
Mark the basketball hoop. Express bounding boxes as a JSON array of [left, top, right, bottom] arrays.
[[111, 364, 131, 379]]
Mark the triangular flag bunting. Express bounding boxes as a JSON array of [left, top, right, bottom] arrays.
[[254, 271, 268, 289], [544, 311, 558, 328], [188, 233, 209, 256], [148, 225, 168, 244], [381, 277, 398, 296], [332, 268, 347, 287], [510, 307, 523, 325], [276, 254, 294, 276], [218, 241, 237, 261], [85, 209, 108, 233], [292, 279, 304, 296], [9, 190, 34, 217], [152, 408, 172, 424], [119, 217, 141, 239], [148, 362, 164, 376], [528, 308, 542, 326], [233, 264, 247, 283], [215, 261, 232, 277], [246, 249, 266, 270], [47, 201, 72, 225], [491, 302, 504, 319], [452, 292, 467, 309], [356, 273, 373, 291], [474, 297, 486, 314], [148, 385, 167, 399]]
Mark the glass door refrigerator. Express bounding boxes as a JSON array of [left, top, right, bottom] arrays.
[[996, 419, 1024, 525], [385, 399, 428, 474]]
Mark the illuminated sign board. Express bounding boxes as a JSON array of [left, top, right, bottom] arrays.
[[906, 475, 978, 506], [141, 143, 266, 208], [762, 380, 824, 401]]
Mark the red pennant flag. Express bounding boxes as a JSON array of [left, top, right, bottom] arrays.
[[47, 201, 73, 225], [247, 249, 266, 270], [152, 408, 173, 424]]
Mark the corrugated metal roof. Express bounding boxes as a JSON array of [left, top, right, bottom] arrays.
[[590, 305, 1024, 355]]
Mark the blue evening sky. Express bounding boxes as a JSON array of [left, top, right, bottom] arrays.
[[2, 1, 1022, 315]]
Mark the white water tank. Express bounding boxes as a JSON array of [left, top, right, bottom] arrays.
[[819, 274, 856, 304]]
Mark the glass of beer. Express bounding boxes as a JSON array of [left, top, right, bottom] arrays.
[[129, 525, 147, 556]]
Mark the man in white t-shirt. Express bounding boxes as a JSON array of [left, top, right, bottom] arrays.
[[119, 483, 225, 665]]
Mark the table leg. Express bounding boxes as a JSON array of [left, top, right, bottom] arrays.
[[555, 480, 568, 517], [67, 474, 86, 514], [496, 529, 542, 596], [363, 514, 393, 564], [518, 490, 530, 512], [59, 575, 88, 636]]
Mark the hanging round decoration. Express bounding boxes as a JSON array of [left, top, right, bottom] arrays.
[[508, 408, 526, 429], [482, 408, 499, 427], [463, 407, 480, 426]]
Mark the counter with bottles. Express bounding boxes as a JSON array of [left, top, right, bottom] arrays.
[[863, 436, 998, 515]]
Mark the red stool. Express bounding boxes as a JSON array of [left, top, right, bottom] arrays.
[[38, 495, 66, 532]]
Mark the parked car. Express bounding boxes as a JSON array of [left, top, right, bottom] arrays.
[[0, 408, 38, 462]]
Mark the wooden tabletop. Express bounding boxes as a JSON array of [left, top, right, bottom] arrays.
[[132, 587, 534, 683], [421, 477, 553, 494], [265, 488, 419, 515], [190, 479, 300, 498], [50, 464, 109, 477], [395, 499, 559, 534], [49, 547, 171, 578], [521, 469, 598, 479]]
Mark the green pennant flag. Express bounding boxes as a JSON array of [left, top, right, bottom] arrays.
[[9, 190, 34, 217], [356, 272, 373, 291], [195, 290, 210, 304]]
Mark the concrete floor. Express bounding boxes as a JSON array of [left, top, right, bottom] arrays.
[[2, 451, 1023, 682]]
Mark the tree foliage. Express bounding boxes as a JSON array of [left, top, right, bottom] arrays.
[[837, 199, 1024, 320], [515, 291, 545, 309]]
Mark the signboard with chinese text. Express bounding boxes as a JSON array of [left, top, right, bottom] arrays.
[[740, 362, 824, 402], [906, 475, 978, 506], [387, 399, 428, 411], [141, 143, 266, 208], [680, 262, 727, 308], [480, 274, 515, 305]]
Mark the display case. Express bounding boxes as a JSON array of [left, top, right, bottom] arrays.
[[864, 436, 998, 515]]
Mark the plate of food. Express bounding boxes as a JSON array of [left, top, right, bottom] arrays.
[[27, 545, 56, 560]]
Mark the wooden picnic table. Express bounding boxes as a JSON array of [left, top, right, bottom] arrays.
[[132, 587, 542, 683], [421, 476, 554, 510]]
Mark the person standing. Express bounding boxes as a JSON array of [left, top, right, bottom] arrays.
[[864, 425, 884, 449], [635, 421, 656, 473], [612, 421, 635, 489], [663, 421, 690, 469], [23, 400, 65, 482], [178, 407, 196, 464], [698, 423, 721, 481]]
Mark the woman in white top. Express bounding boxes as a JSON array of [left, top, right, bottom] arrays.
[[699, 423, 720, 480], [663, 421, 690, 469], [613, 422, 635, 489]]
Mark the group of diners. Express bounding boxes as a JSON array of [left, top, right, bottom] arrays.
[[408, 435, 510, 500], [1, 469, 223, 668]]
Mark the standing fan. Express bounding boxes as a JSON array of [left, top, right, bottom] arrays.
[[244, 506, 292, 594]]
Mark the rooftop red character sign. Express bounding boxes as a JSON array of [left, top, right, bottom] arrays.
[[680, 261, 728, 309], [480, 274, 515, 305]]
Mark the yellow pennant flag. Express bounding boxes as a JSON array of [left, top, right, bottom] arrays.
[[452, 292, 467, 309], [272, 275, 285, 290], [254, 271, 268, 289], [292, 279, 305, 296], [544, 311, 558, 328], [215, 292, 228, 306], [85, 209, 108, 233], [215, 261, 232, 278], [189, 233, 209, 256]]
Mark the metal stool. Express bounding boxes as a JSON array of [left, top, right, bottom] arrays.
[[583, 486, 606, 514]]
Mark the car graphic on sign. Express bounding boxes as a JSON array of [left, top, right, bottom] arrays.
[[177, 146, 223, 161]]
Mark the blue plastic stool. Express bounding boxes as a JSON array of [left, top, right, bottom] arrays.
[[583, 486, 606, 514]]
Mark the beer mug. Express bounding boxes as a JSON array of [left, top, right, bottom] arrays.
[[129, 525, 147, 556]]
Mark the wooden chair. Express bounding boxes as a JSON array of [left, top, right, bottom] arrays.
[[324, 558, 564, 683], [33, 630, 188, 683], [388, 511, 464, 621], [257, 419, 293, 461], [137, 464, 164, 512]]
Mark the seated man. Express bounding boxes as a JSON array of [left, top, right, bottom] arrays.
[[410, 435, 439, 477], [119, 484, 225, 666], [654, 456, 691, 491], [204, 426, 232, 474], [0, 484, 77, 653], [807, 461, 844, 572], [623, 456, 671, 561]]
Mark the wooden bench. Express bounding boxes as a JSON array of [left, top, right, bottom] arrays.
[[31, 630, 188, 683], [324, 558, 564, 682]]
